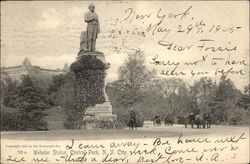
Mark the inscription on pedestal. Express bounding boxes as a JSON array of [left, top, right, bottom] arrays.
[[85, 101, 113, 116]]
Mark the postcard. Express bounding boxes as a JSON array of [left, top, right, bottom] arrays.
[[1, 1, 249, 163]]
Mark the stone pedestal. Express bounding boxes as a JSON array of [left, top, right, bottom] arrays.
[[71, 51, 116, 129]]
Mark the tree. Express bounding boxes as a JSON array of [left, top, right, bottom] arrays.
[[105, 50, 155, 126], [209, 75, 241, 123], [2, 78, 19, 108], [48, 73, 75, 107], [15, 75, 48, 112], [116, 49, 155, 108], [2, 75, 48, 131], [191, 77, 217, 114], [237, 84, 250, 110], [48, 74, 66, 93], [153, 78, 188, 116]]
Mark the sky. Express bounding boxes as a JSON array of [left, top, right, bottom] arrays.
[[1, 1, 249, 90]]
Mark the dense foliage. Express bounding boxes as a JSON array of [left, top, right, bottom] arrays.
[[47, 73, 76, 128], [70, 55, 106, 110], [106, 51, 249, 125], [1, 75, 48, 131], [48, 73, 75, 107]]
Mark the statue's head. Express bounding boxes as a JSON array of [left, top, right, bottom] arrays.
[[88, 3, 95, 12]]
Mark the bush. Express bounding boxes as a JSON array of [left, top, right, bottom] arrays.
[[80, 118, 116, 129], [64, 111, 142, 130], [135, 112, 144, 127], [63, 109, 83, 129], [113, 118, 126, 129], [1, 112, 19, 130], [1, 111, 48, 131], [116, 111, 144, 128], [116, 114, 129, 127], [176, 115, 185, 124], [229, 108, 249, 125], [95, 120, 115, 129]]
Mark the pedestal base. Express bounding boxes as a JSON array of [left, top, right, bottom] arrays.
[[82, 100, 117, 129], [77, 51, 106, 63], [73, 51, 116, 130]]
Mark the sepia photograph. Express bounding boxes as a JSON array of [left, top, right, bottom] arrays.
[[1, 0, 249, 163]]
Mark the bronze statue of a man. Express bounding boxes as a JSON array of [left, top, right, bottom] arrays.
[[84, 3, 100, 51]]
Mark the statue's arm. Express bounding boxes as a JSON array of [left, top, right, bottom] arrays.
[[97, 15, 100, 33], [84, 13, 96, 23]]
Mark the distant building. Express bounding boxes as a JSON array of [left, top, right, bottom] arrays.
[[1, 58, 69, 83]]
